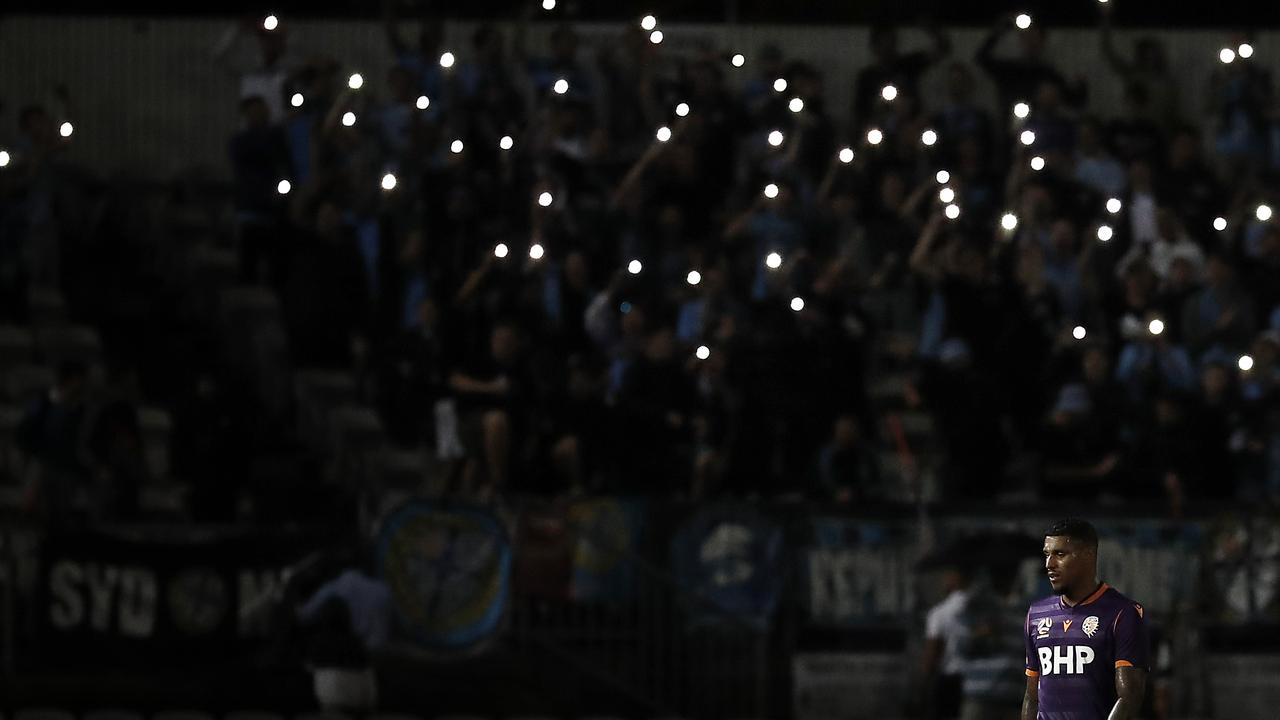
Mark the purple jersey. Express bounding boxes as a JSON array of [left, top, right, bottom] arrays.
[[1024, 583, 1150, 720]]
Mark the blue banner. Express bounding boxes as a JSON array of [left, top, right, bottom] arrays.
[[669, 503, 784, 629], [1204, 512, 1280, 623], [568, 497, 645, 602], [376, 500, 511, 650], [803, 518, 918, 626]]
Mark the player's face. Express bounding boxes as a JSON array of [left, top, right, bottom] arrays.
[[1043, 535, 1090, 594]]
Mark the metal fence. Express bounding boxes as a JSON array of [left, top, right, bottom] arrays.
[[2, 503, 1279, 717], [509, 506, 772, 719]]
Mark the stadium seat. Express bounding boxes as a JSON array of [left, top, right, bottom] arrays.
[[295, 370, 359, 407], [224, 712, 284, 720], [218, 286, 281, 329], [293, 713, 354, 720], [377, 447, 427, 490], [327, 406, 385, 485], [138, 406, 172, 479], [138, 484, 186, 515], [0, 403, 26, 483], [294, 370, 358, 450], [868, 372, 909, 410], [329, 406, 383, 442], [3, 364, 53, 403], [0, 484, 23, 511], [895, 410, 935, 438], [153, 712, 215, 720], [35, 326, 102, 368], [85, 711, 145, 720], [15, 709, 75, 720], [330, 399, 384, 450], [183, 246, 238, 317], [0, 325, 34, 370], [26, 287, 67, 327]]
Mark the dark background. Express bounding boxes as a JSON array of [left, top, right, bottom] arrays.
[[4, 0, 1279, 27]]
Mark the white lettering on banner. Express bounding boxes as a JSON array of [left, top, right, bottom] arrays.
[[118, 568, 158, 637], [46, 561, 158, 637], [238, 569, 283, 637], [49, 561, 84, 628], [1209, 654, 1280, 717], [793, 653, 905, 720], [86, 564, 120, 631], [807, 548, 908, 621], [1098, 541, 1170, 609], [45, 547, 297, 643], [1098, 539, 1199, 614], [1038, 645, 1095, 675]]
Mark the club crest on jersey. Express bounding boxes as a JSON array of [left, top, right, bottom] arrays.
[[1083, 615, 1100, 637], [1037, 618, 1052, 637]]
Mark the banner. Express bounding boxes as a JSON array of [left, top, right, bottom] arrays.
[[36, 527, 315, 667], [803, 518, 917, 626], [1207, 654, 1280, 716], [568, 497, 644, 602], [1093, 520, 1201, 617], [513, 502, 573, 600], [670, 503, 784, 629], [934, 516, 1202, 618], [1204, 511, 1280, 623], [793, 652, 906, 720], [376, 500, 511, 651]]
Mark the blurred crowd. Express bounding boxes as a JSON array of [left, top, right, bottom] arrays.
[[4, 3, 1280, 526]]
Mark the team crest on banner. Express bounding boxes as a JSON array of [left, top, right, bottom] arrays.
[[1207, 512, 1280, 623], [568, 498, 644, 601], [167, 567, 227, 636], [670, 504, 784, 628], [377, 500, 511, 650]]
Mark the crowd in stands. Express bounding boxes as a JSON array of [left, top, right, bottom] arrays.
[[4, 3, 1280, 528]]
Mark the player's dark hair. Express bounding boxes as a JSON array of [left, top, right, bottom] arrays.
[[1045, 518, 1098, 550]]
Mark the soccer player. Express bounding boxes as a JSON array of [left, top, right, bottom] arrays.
[[1022, 519, 1148, 720]]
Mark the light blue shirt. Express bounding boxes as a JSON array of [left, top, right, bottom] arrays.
[[299, 569, 394, 650]]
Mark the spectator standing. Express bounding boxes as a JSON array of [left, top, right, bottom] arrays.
[[920, 560, 972, 720], [17, 361, 91, 526], [1099, 2, 1179, 134], [229, 95, 292, 287], [213, 17, 303, 123], [852, 24, 950, 131], [296, 553, 393, 712]]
